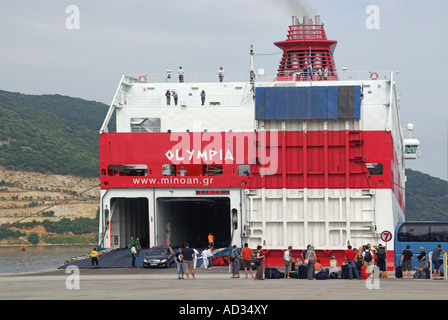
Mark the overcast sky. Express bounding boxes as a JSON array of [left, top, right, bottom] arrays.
[[0, 0, 447, 181]]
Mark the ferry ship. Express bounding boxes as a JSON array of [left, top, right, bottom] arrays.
[[97, 16, 420, 269]]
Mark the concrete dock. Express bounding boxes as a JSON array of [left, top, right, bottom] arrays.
[[1, 265, 447, 301]]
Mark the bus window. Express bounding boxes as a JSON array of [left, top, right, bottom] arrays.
[[397, 223, 429, 242], [431, 224, 448, 242]]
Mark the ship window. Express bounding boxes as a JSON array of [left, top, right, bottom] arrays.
[[130, 118, 161, 132], [162, 164, 223, 176], [238, 165, 251, 176], [162, 165, 176, 176], [204, 165, 223, 176], [366, 163, 383, 175], [108, 165, 148, 176], [405, 145, 419, 154]]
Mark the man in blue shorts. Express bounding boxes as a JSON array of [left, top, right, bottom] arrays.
[[181, 242, 196, 280], [432, 244, 447, 280]]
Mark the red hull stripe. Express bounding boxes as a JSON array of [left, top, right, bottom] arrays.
[[99, 130, 402, 208]]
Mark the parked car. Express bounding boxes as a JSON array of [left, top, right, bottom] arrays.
[[143, 246, 175, 268]]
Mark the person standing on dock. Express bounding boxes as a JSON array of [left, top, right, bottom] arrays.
[[181, 242, 196, 279], [254, 245, 265, 280], [129, 237, 135, 257], [241, 243, 254, 279], [284, 246, 292, 278], [135, 237, 141, 256], [91, 248, 99, 269], [131, 244, 137, 267], [175, 248, 184, 279]]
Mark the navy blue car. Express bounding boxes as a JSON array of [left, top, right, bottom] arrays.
[[143, 246, 175, 268]]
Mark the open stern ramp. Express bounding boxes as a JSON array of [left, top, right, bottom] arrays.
[[99, 188, 242, 250]]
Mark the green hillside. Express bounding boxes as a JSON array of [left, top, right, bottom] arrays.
[[0, 91, 110, 177], [405, 169, 448, 221]]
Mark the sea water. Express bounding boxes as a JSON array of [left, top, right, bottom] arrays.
[[0, 245, 93, 273]]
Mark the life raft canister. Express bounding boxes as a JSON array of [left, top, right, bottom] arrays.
[[370, 72, 378, 80]]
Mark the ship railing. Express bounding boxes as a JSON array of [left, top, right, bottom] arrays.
[[126, 94, 255, 107], [124, 72, 275, 84], [123, 70, 393, 85], [275, 70, 393, 82], [338, 70, 393, 81]]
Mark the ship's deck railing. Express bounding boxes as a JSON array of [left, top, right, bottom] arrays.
[[123, 72, 271, 84], [123, 70, 393, 85], [337, 70, 393, 81], [126, 94, 254, 107]]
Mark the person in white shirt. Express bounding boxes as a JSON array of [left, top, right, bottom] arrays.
[[218, 67, 225, 82], [202, 246, 213, 270], [178, 67, 184, 82], [178, 166, 187, 176], [284, 246, 292, 278], [131, 245, 137, 267], [201, 249, 209, 269], [193, 248, 199, 269]]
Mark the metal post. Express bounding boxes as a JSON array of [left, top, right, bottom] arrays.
[[429, 252, 433, 278], [429, 252, 448, 280], [429, 252, 447, 280]]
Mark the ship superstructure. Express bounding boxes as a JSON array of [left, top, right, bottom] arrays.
[[98, 16, 418, 269]]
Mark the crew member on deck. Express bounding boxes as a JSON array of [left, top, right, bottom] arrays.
[[208, 233, 214, 250]]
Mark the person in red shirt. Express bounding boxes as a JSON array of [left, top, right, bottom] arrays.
[[345, 245, 360, 279], [241, 243, 254, 278]]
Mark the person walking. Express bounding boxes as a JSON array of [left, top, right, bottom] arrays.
[[283, 246, 293, 279], [305, 245, 316, 280], [181, 242, 196, 279], [254, 245, 265, 280], [135, 237, 141, 256], [91, 247, 99, 269], [174, 248, 184, 279], [241, 243, 254, 278], [230, 245, 240, 278]]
